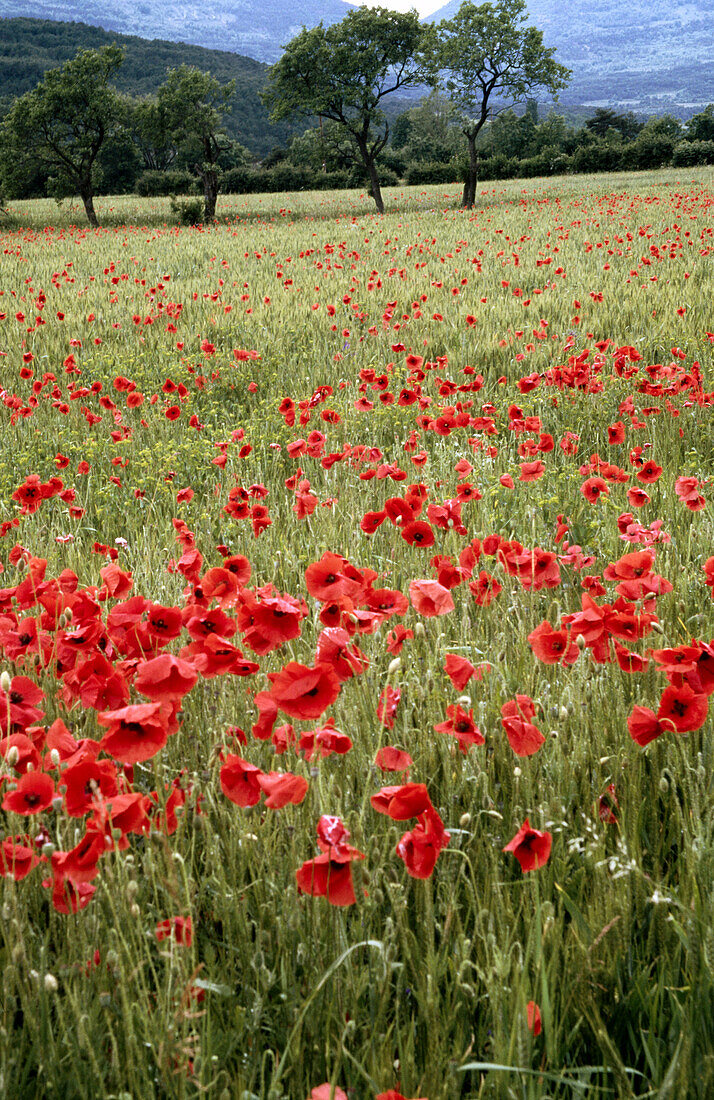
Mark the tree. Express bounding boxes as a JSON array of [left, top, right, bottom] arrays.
[[687, 105, 714, 143], [585, 108, 643, 141], [157, 66, 235, 221], [262, 7, 436, 214], [436, 0, 570, 208], [0, 44, 124, 226]]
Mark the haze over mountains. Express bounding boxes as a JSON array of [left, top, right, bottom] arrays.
[[0, 0, 712, 109]]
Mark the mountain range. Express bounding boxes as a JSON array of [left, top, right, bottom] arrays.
[[0, 0, 712, 110]]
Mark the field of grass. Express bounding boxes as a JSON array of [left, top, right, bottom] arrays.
[[0, 168, 713, 1099]]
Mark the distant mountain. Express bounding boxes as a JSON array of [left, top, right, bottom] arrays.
[[0, 18, 304, 155], [427, 0, 714, 110], [0, 0, 353, 63], [1, 0, 712, 112]]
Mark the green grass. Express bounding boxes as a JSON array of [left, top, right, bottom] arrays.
[[0, 169, 713, 1099]]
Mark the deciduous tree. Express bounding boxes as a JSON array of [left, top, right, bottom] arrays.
[[157, 66, 235, 221], [262, 7, 436, 214], [436, 0, 570, 208], [0, 44, 124, 227]]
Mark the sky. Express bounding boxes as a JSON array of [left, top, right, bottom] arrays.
[[350, 0, 447, 17]]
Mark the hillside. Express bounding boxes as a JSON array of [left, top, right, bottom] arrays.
[[0, 0, 352, 63], [428, 0, 714, 109], [0, 17, 303, 155]]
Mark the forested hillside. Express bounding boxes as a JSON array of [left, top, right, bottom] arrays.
[[0, 17, 301, 155]]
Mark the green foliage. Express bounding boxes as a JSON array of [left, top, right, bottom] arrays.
[[0, 43, 124, 224], [262, 6, 436, 212], [435, 0, 571, 207], [585, 107, 644, 139], [157, 65, 236, 219], [0, 16, 301, 157], [169, 193, 204, 224]]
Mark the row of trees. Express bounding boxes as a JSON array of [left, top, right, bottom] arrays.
[[0, 45, 236, 225], [2, 1, 712, 225], [0, 0, 570, 223]]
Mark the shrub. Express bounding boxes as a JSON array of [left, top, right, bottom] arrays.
[[169, 195, 204, 225], [672, 140, 714, 166], [136, 170, 195, 197]]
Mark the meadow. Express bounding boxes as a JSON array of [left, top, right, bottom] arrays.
[[0, 168, 713, 1100]]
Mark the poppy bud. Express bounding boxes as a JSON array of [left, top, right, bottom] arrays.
[[388, 658, 402, 675], [44, 973, 58, 993], [0, 671, 11, 693], [5, 745, 19, 767]]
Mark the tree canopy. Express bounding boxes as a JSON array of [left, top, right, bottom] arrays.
[[436, 0, 570, 207], [262, 6, 436, 213], [156, 66, 236, 220], [0, 44, 124, 226]]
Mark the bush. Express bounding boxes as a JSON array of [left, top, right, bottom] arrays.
[[623, 136, 675, 170], [672, 140, 714, 166], [571, 141, 624, 173], [404, 160, 459, 185], [136, 170, 195, 197], [169, 195, 204, 225]]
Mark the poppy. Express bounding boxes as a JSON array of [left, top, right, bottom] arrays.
[[396, 806, 450, 879], [0, 837, 40, 881], [657, 684, 708, 733], [134, 654, 197, 701], [527, 1001, 542, 1036], [527, 621, 579, 665], [156, 916, 193, 946], [409, 580, 455, 618], [296, 815, 365, 907], [443, 653, 477, 691], [2, 771, 55, 814], [434, 704, 484, 753], [97, 702, 172, 764], [256, 771, 309, 808], [627, 705, 663, 747], [220, 755, 263, 807], [371, 783, 432, 820], [268, 661, 341, 720], [503, 818, 552, 872], [374, 746, 412, 773]]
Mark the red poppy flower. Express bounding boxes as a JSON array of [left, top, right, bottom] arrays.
[[374, 746, 412, 773], [97, 701, 172, 764], [527, 1000, 542, 1036], [443, 653, 477, 691], [2, 771, 55, 814], [0, 837, 40, 881], [434, 704, 484, 753], [409, 579, 454, 618], [581, 477, 609, 503], [396, 805, 450, 879], [220, 755, 263, 806], [657, 684, 708, 733], [401, 520, 435, 547], [503, 818, 552, 872], [371, 783, 432, 820], [156, 916, 193, 946], [268, 661, 341, 720], [377, 685, 401, 729], [527, 621, 579, 665], [469, 571, 502, 606], [134, 654, 197, 701], [296, 815, 365, 906], [627, 705, 663, 747], [256, 771, 309, 808]]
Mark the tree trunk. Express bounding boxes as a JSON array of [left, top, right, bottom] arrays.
[[203, 169, 218, 221], [462, 132, 478, 210], [356, 140, 384, 214], [81, 190, 99, 228]]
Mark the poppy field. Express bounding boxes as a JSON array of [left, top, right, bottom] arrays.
[[0, 169, 713, 1099]]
